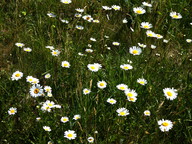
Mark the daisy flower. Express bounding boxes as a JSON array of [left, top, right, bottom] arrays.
[[11, 71, 23, 81], [76, 25, 84, 30], [102, 6, 112, 10], [116, 84, 128, 91], [15, 43, 25, 47], [45, 46, 54, 50], [83, 15, 93, 22], [142, 2, 152, 7], [73, 114, 81, 120], [144, 110, 151, 116], [107, 98, 117, 104], [138, 43, 146, 48], [61, 116, 69, 123], [125, 89, 138, 97], [129, 46, 142, 55], [61, 61, 70, 68], [127, 96, 137, 102], [87, 137, 94, 143], [26, 76, 34, 83], [85, 49, 93, 53], [141, 22, 152, 29], [43, 126, 51, 132], [93, 19, 100, 23], [74, 13, 82, 18], [90, 37, 96, 41], [116, 108, 129, 116], [137, 78, 147, 85], [120, 64, 133, 70], [8, 107, 17, 115], [163, 88, 178, 100], [112, 5, 121, 11], [75, 8, 84, 13], [112, 42, 120, 46], [31, 78, 39, 85], [151, 45, 157, 49], [186, 39, 192, 43], [87, 63, 102, 72], [60, 19, 69, 24], [170, 12, 182, 19], [47, 13, 56, 18], [83, 88, 91, 95], [156, 34, 163, 39], [122, 18, 128, 23], [163, 39, 169, 43], [47, 141, 53, 144], [64, 130, 77, 140], [30, 84, 44, 98], [133, 7, 146, 14], [44, 86, 52, 93], [45, 100, 55, 108], [146, 30, 156, 37], [158, 119, 173, 132], [23, 47, 32, 52], [97, 80, 107, 89], [36, 117, 41, 121], [45, 73, 51, 79], [61, 0, 72, 4], [51, 50, 60, 56]]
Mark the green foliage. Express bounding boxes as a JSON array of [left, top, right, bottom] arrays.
[[0, 0, 192, 143]]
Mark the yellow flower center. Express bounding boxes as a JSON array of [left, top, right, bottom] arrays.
[[34, 88, 40, 94], [132, 50, 138, 54], [162, 122, 169, 126], [136, 10, 142, 14], [53, 51, 57, 55], [167, 91, 173, 97], [90, 66, 95, 70], [173, 15, 178, 18], [148, 33, 153, 36], [67, 134, 73, 138], [123, 66, 129, 69], [15, 73, 21, 77], [129, 97, 135, 101], [119, 112, 126, 116], [109, 100, 114, 103], [127, 93, 133, 97], [63, 63, 68, 67], [139, 81, 145, 84], [144, 25, 149, 28], [48, 103, 53, 106], [145, 112, 150, 115], [10, 109, 15, 113], [119, 87, 125, 90], [85, 90, 89, 93], [99, 83, 105, 86], [62, 118, 68, 122]]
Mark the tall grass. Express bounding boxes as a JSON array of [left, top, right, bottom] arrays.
[[0, 0, 192, 143]]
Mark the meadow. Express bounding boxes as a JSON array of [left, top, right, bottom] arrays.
[[0, 0, 192, 143]]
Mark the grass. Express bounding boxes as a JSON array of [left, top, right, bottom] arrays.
[[0, 0, 192, 143]]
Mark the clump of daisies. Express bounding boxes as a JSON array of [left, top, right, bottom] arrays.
[[125, 89, 138, 102], [163, 88, 178, 100], [11, 71, 23, 81], [158, 119, 173, 132], [40, 100, 61, 112]]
